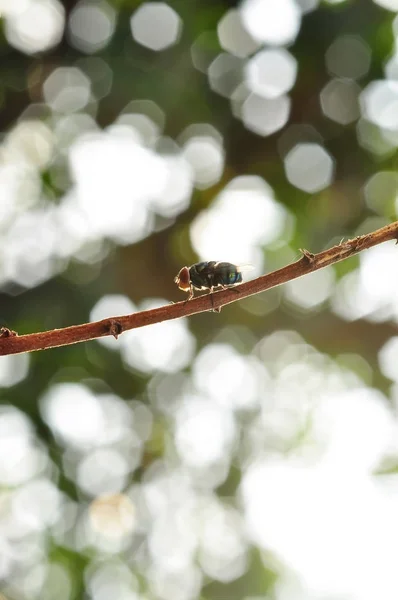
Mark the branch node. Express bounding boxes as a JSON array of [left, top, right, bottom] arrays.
[[109, 320, 123, 339], [352, 234, 370, 251], [340, 238, 355, 252], [0, 327, 18, 338], [300, 248, 315, 263], [340, 241, 353, 252]]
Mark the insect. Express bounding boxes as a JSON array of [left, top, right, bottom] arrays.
[[174, 261, 250, 309]]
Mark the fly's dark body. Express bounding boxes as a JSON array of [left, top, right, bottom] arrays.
[[189, 261, 242, 291], [174, 261, 244, 301]]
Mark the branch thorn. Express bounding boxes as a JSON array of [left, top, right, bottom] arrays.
[[300, 248, 315, 263], [0, 327, 18, 338]]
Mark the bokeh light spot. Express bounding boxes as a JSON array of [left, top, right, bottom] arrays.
[[130, 2, 182, 51], [240, 0, 301, 46], [208, 53, 244, 98], [325, 35, 371, 80], [181, 129, 224, 189], [193, 344, 262, 411], [285, 267, 336, 311], [5, 0, 64, 54], [121, 299, 196, 373], [241, 93, 291, 137], [217, 8, 259, 58], [89, 493, 136, 539], [175, 395, 236, 467], [69, 129, 168, 243], [356, 117, 394, 157], [0, 353, 30, 387], [363, 171, 398, 215], [245, 48, 297, 99], [379, 337, 398, 382], [68, 0, 116, 54], [13, 478, 61, 531], [320, 78, 361, 125], [296, 0, 320, 11], [284, 143, 335, 193], [360, 80, 398, 131], [40, 383, 106, 449], [43, 67, 91, 113], [191, 175, 289, 269], [0, 406, 46, 486], [77, 448, 131, 496], [198, 502, 248, 582], [373, 0, 398, 10], [5, 119, 54, 168], [331, 243, 398, 322]]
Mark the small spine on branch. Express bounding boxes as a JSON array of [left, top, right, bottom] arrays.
[[0, 327, 18, 338], [108, 320, 123, 339], [300, 248, 315, 263]]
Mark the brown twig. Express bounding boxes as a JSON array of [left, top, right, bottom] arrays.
[[1, 220, 398, 356]]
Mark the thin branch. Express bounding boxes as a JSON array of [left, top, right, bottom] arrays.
[[1, 220, 398, 356]]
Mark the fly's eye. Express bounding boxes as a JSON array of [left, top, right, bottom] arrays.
[[228, 272, 236, 282]]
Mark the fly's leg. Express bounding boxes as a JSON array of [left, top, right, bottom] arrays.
[[209, 287, 222, 313], [183, 285, 195, 306], [210, 286, 215, 310], [210, 284, 240, 312]]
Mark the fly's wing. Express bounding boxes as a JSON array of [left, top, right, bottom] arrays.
[[236, 264, 254, 275], [213, 262, 253, 272]]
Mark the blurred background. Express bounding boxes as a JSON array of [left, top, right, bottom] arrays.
[[3, 0, 398, 598]]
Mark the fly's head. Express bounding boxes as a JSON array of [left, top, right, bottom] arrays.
[[174, 266, 191, 292]]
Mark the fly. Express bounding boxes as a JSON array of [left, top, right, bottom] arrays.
[[174, 261, 251, 309]]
